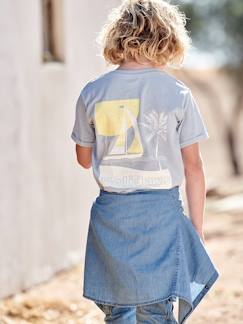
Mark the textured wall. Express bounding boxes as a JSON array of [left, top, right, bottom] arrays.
[[0, 0, 118, 298]]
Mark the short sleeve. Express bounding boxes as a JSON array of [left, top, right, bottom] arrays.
[[178, 90, 209, 148], [71, 93, 96, 147]]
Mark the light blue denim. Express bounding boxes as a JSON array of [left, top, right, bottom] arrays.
[[95, 298, 177, 323], [83, 186, 219, 324]]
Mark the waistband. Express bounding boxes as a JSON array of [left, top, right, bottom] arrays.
[[99, 186, 179, 196]]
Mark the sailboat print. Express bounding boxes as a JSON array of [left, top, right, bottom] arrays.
[[95, 98, 172, 189], [95, 98, 144, 160]]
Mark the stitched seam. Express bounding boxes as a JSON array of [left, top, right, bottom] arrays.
[[168, 188, 181, 321], [84, 292, 191, 308]]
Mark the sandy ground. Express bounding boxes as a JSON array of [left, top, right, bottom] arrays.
[[0, 178, 243, 324]]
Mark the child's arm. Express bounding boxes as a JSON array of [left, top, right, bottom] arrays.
[[177, 89, 209, 244], [71, 92, 95, 167], [181, 143, 206, 243], [75, 144, 92, 169]]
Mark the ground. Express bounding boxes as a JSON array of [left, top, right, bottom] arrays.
[[0, 177, 243, 324]]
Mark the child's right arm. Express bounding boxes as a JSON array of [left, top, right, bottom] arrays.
[[181, 143, 206, 244], [177, 89, 209, 244]]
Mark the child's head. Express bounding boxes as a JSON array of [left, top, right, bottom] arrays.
[[97, 0, 191, 68]]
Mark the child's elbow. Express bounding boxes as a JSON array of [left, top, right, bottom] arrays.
[[184, 159, 204, 176]]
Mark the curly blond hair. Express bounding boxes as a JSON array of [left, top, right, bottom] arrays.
[[96, 0, 192, 68]]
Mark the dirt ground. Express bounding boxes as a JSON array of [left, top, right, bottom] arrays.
[[0, 177, 243, 324]]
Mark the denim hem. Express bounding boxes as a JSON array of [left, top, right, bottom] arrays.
[[180, 270, 219, 324], [83, 292, 191, 309], [83, 271, 219, 324]]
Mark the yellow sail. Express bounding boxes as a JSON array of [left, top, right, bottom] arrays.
[[95, 99, 139, 136], [95, 98, 143, 158]]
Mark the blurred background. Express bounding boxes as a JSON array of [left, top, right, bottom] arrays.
[[0, 0, 242, 323]]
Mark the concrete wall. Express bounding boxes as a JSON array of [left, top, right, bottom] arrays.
[[0, 0, 119, 298]]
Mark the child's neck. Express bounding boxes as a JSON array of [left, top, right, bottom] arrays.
[[118, 60, 166, 70]]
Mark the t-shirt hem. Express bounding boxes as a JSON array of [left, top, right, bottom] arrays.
[[71, 133, 95, 148], [180, 133, 209, 149]]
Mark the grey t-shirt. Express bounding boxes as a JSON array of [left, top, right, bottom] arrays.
[[71, 67, 209, 193]]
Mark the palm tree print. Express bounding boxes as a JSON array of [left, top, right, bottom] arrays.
[[139, 110, 168, 170]]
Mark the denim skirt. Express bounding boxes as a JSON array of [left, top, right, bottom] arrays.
[[83, 186, 219, 324]]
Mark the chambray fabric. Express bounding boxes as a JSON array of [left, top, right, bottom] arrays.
[[83, 186, 219, 324], [95, 298, 177, 323], [71, 67, 209, 193]]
